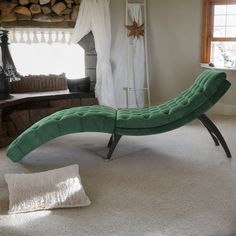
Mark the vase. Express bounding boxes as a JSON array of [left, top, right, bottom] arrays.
[[67, 77, 91, 92]]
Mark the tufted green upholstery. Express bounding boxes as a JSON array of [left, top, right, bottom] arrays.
[[116, 70, 231, 135], [7, 105, 116, 162], [6, 70, 231, 162]]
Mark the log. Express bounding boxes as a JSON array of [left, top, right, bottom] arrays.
[[0, 1, 17, 17], [51, 0, 56, 7], [67, 3, 72, 8], [52, 2, 66, 16], [30, 0, 39, 4], [71, 5, 79, 21], [11, 0, 18, 4], [0, 13, 17, 22], [32, 14, 53, 22], [51, 15, 66, 22], [19, 0, 29, 5], [63, 15, 71, 21], [74, 0, 80, 5], [41, 6, 51, 14], [14, 6, 32, 17], [65, 0, 73, 3], [50, 15, 64, 22], [33, 14, 64, 22], [39, 0, 50, 5], [32, 14, 52, 22], [16, 13, 31, 20], [62, 8, 72, 15], [0, 0, 78, 24], [30, 4, 41, 14]]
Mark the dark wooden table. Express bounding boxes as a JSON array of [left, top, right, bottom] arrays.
[[0, 90, 95, 108], [0, 90, 97, 147]]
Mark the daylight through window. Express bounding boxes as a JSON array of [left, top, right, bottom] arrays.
[[9, 31, 85, 80], [201, 0, 236, 68]]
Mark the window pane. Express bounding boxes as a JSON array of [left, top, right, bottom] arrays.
[[226, 26, 236, 37], [211, 42, 236, 67], [226, 15, 236, 26], [213, 5, 236, 37], [214, 15, 226, 26], [227, 4, 236, 14], [10, 43, 85, 80], [215, 5, 227, 15], [213, 26, 226, 37]]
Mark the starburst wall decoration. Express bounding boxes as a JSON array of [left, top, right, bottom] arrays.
[[125, 21, 144, 38]]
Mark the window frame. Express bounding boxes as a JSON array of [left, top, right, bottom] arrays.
[[201, 0, 236, 64]]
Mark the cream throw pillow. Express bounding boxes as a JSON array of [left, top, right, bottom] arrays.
[[5, 164, 91, 214]]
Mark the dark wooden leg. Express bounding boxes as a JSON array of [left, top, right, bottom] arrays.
[[205, 127, 220, 146], [106, 135, 122, 160], [198, 114, 231, 158], [107, 134, 114, 148]]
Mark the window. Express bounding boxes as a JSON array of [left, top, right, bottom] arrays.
[[201, 0, 236, 68], [9, 30, 85, 80]]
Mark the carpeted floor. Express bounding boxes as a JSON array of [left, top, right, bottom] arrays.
[[0, 115, 236, 236]]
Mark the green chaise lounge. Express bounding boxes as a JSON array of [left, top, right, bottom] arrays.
[[6, 70, 232, 162]]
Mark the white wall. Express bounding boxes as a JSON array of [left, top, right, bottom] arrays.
[[110, 0, 236, 115], [146, 0, 202, 102], [110, 0, 127, 107]]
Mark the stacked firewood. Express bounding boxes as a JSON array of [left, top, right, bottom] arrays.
[[10, 74, 68, 93], [0, 0, 80, 23]]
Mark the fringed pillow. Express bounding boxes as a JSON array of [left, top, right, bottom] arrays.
[[5, 164, 91, 214]]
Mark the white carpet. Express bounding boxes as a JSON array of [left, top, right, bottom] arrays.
[[0, 116, 236, 236]]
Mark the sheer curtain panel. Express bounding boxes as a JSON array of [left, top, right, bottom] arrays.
[[72, 0, 116, 107]]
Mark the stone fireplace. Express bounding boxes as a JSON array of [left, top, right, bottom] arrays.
[[78, 31, 97, 91], [9, 30, 97, 93], [0, 31, 98, 147]]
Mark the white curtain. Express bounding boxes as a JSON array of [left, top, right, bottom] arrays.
[[128, 3, 145, 108], [72, 0, 116, 108]]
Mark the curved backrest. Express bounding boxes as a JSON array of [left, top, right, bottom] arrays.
[[115, 70, 231, 135]]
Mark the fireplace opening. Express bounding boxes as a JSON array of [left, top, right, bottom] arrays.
[[0, 30, 98, 147], [10, 34, 85, 80], [9, 30, 97, 91]]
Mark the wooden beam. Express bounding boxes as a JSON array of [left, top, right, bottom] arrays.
[[201, 0, 212, 63], [1, 21, 75, 28]]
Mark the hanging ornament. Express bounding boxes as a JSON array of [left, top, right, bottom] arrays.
[[41, 31, 46, 43], [61, 32, 66, 43], [26, 31, 31, 44], [125, 21, 144, 38], [68, 32, 73, 44], [33, 31, 39, 43], [12, 29, 18, 43], [19, 31, 25, 43], [48, 31, 53, 45], [55, 31, 59, 43]]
